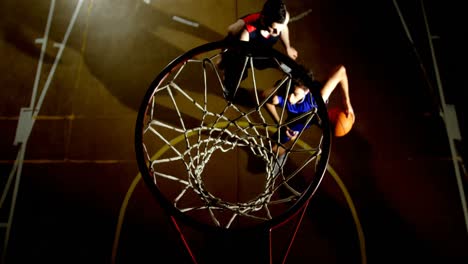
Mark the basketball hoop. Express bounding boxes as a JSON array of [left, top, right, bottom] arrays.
[[135, 40, 331, 262]]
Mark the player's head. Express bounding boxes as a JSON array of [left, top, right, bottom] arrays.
[[261, 0, 287, 24], [288, 67, 315, 104], [288, 83, 309, 105], [260, 0, 288, 36]]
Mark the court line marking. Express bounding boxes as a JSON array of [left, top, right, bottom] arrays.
[[172, 15, 199, 28], [289, 9, 313, 23], [327, 164, 367, 264]]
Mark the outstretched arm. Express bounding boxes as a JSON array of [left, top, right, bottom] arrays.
[[279, 12, 298, 60], [320, 65, 354, 117]]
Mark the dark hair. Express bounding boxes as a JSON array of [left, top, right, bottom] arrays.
[[261, 0, 287, 25], [275, 64, 320, 96], [292, 64, 315, 88]]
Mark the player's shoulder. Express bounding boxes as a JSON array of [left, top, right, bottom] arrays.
[[241, 12, 261, 24], [245, 24, 257, 33]]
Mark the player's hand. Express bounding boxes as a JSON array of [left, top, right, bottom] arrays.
[[345, 105, 355, 119], [286, 127, 298, 139], [286, 47, 298, 60]]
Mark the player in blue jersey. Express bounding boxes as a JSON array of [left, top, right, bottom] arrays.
[[264, 65, 354, 156]]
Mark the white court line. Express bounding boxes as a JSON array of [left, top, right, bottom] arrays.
[[289, 9, 313, 23], [172, 15, 199, 28]]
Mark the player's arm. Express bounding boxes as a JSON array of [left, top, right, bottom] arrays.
[[279, 12, 298, 60], [239, 29, 250, 42], [227, 19, 245, 36], [263, 88, 282, 124], [320, 65, 354, 117], [228, 13, 259, 38], [264, 89, 297, 140]]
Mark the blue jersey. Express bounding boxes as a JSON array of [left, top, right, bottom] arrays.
[[277, 92, 317, 118], [275, 92, 318, 143]]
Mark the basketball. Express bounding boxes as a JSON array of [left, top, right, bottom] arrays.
[[328, 107, 354, 137]]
